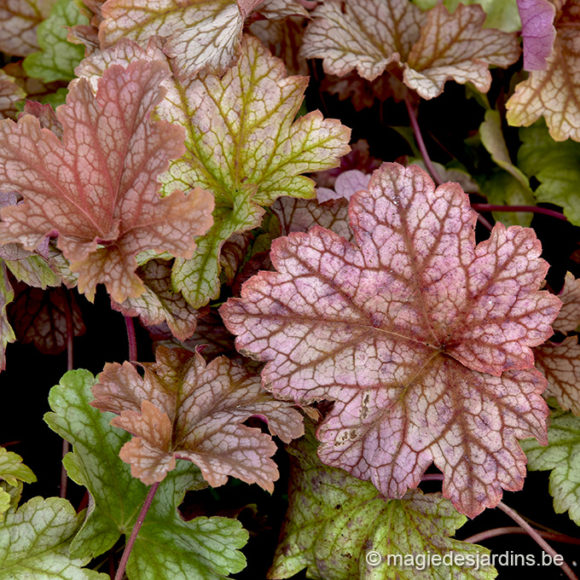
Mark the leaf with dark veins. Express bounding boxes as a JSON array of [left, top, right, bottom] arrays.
[[92, 347, 304, 490], [221, 162, 561, 517], [0, 60, 214, 303], [553, 272, 580, 333]]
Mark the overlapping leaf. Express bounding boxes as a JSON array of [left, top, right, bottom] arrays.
[[533, 273, 580, 415], [23, 0, 88, 83], [44, 369, 249, 578], [0, 60, 214, 303], [269, 427, 496, 580], [92, 346, 304, 489], [507, 0, 580, 141], [0, 496, 107, 579], [521, 409, 580, 525], [99, 0, 307, 78], [517, 0, 557, 70], [221, 162, 561, 518], [76, 36, 350, 308], [8, 283, 85, 355], [479, 109, 535, 226], [518, 123, 580, 225], [111, 259, 199, 341], [301, 0, 520, 99], [0, 447, 35, 519], [0, 71, 26, 120], [413, 0, 521, 32], [0, 0, 56, 56]]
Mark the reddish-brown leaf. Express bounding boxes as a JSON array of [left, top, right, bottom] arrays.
[[0, 60, 214, 303], [92, 347, 304, 489], [221, 163, 561, 517]]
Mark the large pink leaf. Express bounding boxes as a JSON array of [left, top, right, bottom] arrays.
[[517, 0, 557, 70], [0, 60, 214, 303], [92, 347, 304, 490], [221, 163, 562, 517]]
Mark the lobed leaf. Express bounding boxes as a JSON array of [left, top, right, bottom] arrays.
[[553, 272, 580, 333], [76, 36, 350, 308], [535, 337, 580, 415], [221, 162, 561, 517], [518, 123, 580, 224], [521, 409, 580, 525], [269, 428, 496, 580], [0, 447, 36, 519], [8, 283, 85, 355], [23, 0, 89, 83], [44, 369, 249, 578], [0, 496, 107, 579], [0, 59, 214, 303], [301, 0, 520, 99], [92, 347, 304, 489], [111, 259, 199, 341], [0, 0, 56, 56], [506, 0, 580, 142]]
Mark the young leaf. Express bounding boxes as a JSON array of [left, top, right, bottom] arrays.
[[521, 409, 580, 525], [0, 60, 214, 303], [518, 123, 580, 225], [23, 0, 89, 82], [301, 0, 520, 99], [270, 428, 496, 580], [0, 496, 107, 579], [44, 369, 249, 578], [0, 447, 36, 518], [111, 258, 199, 342], [221, 162, 561, 518], [517, 0, 557, 70], [506, 0, 580, 141], [92, 347, 304, 489], [0, 0, 56, 56]]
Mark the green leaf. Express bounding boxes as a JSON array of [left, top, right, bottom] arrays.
[[0, 447, 36, 519], [5, 255, 61, 288], [44, 369, 249, 579], [518, 123, 580, 225], [162, 35, 351, 307], [0, 262, 15, 372], [270, 428, 496, 580], [481, 172, 535, 227], [412, 0, 521, 31], [0, 496, 107, 579], [521, 409, 580, 526], [23, 0, 88, 83]]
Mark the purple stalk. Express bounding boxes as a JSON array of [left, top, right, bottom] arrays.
[[114, 482, 160, 580], [463, 526, 580, 546], [124, 315, 138, 362], [404, 96, 443, 186], [471, 203, 568, 221], [496, 501, 578, 580]]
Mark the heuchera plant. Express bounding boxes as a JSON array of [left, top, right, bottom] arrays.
[[0, 1, 579, 579]]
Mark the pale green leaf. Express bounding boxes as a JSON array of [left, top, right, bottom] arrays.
[[23, 0, 88, 82], [0, 448, 36, 488], [5, 254, 61, 288], [44, 369, 249, 579], [521, 409, 580, 526], [0, 496, 107, 579], [270, 429, 496, 580], [412, 0, 521, 31], [518, 123, 580, 225], [481, 172, 535, 227]]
